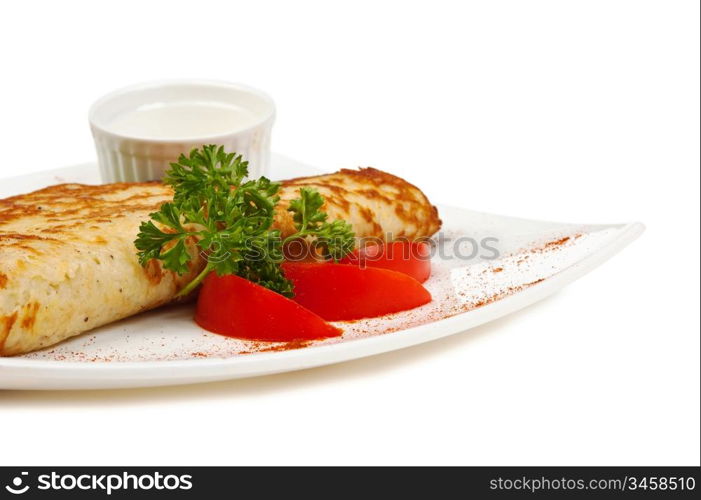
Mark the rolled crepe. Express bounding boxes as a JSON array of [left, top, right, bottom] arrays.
[[0, 168, 440, 355], [277, 168, 441, 241]]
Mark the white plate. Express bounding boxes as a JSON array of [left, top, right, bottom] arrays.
[[0, 155, 644, 390]]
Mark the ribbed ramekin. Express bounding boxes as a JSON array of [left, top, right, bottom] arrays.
[[89, 80, 275, 183]]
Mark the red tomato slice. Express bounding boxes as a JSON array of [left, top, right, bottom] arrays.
[[339, 241, 432, 283], [282, 262, 432, 321], [195, 273, 341, 342]]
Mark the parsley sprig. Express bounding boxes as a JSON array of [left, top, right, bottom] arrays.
[[285, 188, 355, 261], [134, 145, 354, 298]]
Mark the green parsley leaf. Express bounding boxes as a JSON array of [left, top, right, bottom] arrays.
[[135, 145, 355, 298], [285, 187, 355, 261]]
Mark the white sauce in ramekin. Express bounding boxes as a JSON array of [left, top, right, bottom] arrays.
[[106, 102, 261, 140], [89, 80, 275, 182]]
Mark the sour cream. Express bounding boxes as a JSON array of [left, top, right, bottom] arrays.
[[106, 102, 261, 140], [89, 81, 275, 182]]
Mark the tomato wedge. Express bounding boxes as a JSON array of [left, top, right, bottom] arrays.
[[282, 262, 432, 321], [340, 240, 432, 283], [195, 273, 341, 341]]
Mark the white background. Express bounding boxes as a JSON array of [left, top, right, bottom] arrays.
[[0, 0, 698, 466]]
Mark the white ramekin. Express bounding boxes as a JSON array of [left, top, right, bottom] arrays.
[[89, 80, 275, 183]]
